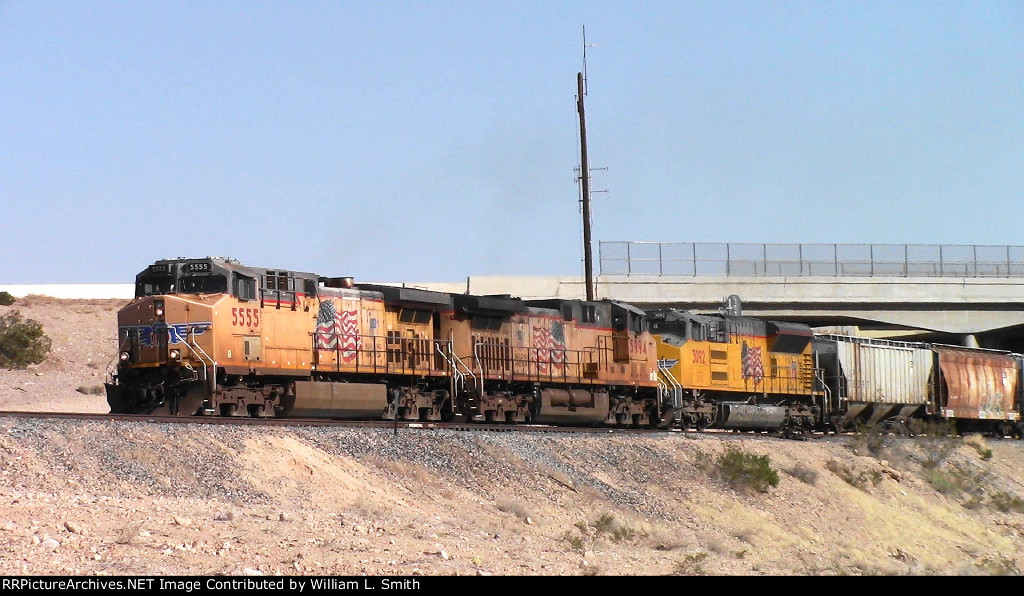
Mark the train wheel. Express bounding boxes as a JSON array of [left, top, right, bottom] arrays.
[[997, 422, 1013, 440], [247, 404, 265, 418], [440, 398, 455, 423]]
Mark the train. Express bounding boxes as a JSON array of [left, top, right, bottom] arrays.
[[104, 256, 1024, 440]]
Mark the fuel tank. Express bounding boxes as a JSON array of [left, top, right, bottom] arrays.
[[716, 402, 788, 430]]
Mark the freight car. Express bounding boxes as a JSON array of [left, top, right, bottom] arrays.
[[105, 257, 671, 428], [813, 334, 1024, 438]]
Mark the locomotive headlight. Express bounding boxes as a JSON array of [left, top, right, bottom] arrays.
[[154, 300, 165, 319], [169, 349, 181, 361], [119, 351, 131, 362]]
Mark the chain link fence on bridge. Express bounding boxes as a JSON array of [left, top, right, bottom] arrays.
[[598, 242, 1024, 278]]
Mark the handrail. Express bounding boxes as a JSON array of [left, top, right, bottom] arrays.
[[187, 327, 217, 393], [815, 368, 833, 417], [472, 341, 484, 381], [435, 342, 477, 391], [657, 360, 683, 409], [106, 333, 132, 384]]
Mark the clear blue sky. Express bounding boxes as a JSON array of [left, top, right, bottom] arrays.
[[2, 1, 1022, 283]]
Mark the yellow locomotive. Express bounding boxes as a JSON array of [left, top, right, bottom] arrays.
[[106, 257, 669, 427], [648, 302, 827, 438]]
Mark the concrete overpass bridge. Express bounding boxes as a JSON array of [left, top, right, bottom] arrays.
[[4, 243, 1024, 350], [409, 274, 1024, 349], [409, 242, 1024, 351]]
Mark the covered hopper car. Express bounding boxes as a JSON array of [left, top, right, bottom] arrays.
[[814, 334, 1023, 437]]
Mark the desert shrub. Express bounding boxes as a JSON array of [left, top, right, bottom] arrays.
[[570, 512, 645, 546], [563, 531, 585, 552], [989, 491, 1024, 514], [0, 291, 15, 306], [908, 418, 957, 438], [920, 437, 961, 470], [963, 434, 994, 460], [591, 512, 640, 542], [674, 551, 709, 575], [925, 462, 991, 503], [850, 421, 890, 458], [716, 447, 779, 493], [826, 459, 883, 491], [592, 512, 616, 533], [787, 463, 819, 485], [0, 311, 51, 369], [924, 468, 961, 496]]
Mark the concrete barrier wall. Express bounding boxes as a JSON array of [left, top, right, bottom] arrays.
[[0, 284, 135, 299]]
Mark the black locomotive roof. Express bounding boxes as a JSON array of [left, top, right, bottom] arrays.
[[610, 301, 646, 317], [453, 293, 529, 315], [767, 321, 813, 336], [358, 284, 454, 310], [141, 257, 319, 282]]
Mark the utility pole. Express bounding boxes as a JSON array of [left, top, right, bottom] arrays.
[[577, 71, 595, 301]]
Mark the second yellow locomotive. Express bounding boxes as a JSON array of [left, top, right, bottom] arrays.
[[648, 303, 829, 438]]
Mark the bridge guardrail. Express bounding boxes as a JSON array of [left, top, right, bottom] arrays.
[[599, 242, 1024, 278]]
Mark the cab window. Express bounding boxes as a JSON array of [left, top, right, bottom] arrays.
[[180, 275, 227, 294]]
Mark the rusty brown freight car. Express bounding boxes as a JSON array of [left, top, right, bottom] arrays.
[[931, 346, 1021, 436]]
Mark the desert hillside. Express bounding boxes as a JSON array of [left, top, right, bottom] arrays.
[[0, 297, 1022, 576]]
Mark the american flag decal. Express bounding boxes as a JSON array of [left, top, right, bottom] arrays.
[[533, 321, 566, 373], [742, 342, 763, 383], [315, 301, 361, 362]]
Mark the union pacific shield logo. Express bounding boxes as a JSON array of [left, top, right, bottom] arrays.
[[127, 322, 211, 346]]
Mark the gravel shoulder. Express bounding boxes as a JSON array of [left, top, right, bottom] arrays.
[[0, 298, 1023, 576]]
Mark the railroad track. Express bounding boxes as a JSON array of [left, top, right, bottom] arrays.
[[0, 412, 873, 443], [0, 410, 681, 435]]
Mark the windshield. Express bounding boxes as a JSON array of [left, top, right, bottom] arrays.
[[135, 277, 174, 297], [179, 275, 227, 294]]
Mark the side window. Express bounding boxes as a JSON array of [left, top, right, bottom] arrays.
[[234, 274, 256, 301], [691, 322, 705, 341]]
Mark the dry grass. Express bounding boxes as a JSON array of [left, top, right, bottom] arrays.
[[366, 456, 437, 486], [76, 385, 105, 395], [496, 499, 532, 522], [826, 459, 883, 491]]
